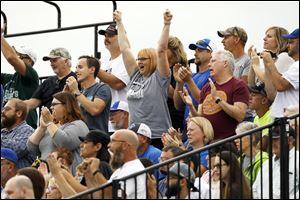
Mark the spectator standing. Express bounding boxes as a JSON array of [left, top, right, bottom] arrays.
[[166, 36, 187, 132], [1, 25, 39, 129], [98, 24, 130, 133], [27, 92, 89, 175], [24, 47, 77, 110], [218, 26, 250, 83], [263, 28, 299, 118], [173, 38, 214, 141], [183, 50, 250, 139], [1, 98, 35, 168], [114, 10, 172, 147], [98, 23, 130, 104], [248, 26, 294, 101], [66, 55, 111, 132], [218, 26, 254, 121]]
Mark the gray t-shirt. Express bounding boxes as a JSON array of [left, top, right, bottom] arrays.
[[127, 69, 171, 138], [26, 120, 89, 175], [81, 82, 112, 132], [234, 53, 251, 79]]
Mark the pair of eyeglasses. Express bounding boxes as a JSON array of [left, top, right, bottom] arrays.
[[18, 54, 30, 59], [51, 102, 64, 107], [196, 40, 212, 51], [136, 57, 150, 61]]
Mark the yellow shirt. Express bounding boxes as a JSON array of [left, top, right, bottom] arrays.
[[254, 110, 274, 136]]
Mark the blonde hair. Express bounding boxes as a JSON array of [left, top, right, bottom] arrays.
[[168, 36, 188, 67], [265, 26, 289, 54], [137, 48, 157, 76], [188, 117, 214, 144]]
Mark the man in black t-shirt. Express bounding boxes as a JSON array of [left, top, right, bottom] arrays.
[[24, 47, 77, 110]]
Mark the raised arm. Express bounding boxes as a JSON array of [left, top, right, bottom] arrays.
[[1, 24, 28, 76], [113, 10, 137, 76], [157, 9, 172, 77]]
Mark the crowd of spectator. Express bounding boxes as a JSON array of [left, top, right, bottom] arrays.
[[1, 8, 299, 199]]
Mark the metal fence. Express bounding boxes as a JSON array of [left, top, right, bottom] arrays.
[[67, 114, 299, 199]]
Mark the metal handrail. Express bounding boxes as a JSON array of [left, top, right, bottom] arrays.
[[1, 10, 7, 34], [43, 1, 61, 28]]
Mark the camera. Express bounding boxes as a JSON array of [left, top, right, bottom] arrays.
[[257, 51, 277, 59]]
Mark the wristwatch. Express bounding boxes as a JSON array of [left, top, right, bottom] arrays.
[[215, 97, 222, 104], [74, 91, 81, 97], [92, 169, 101, 176]]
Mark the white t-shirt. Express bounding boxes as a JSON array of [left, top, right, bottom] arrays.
[[101, 55, 130, 132], [101, 55, 130, 104], [259, 52, 294, 74], [270, 61, 299, 118], [108, 159, 146, 199]]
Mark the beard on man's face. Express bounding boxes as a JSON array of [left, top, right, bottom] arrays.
[[1, 114, 17, 128], [110, 146, 125, 170], [165, 183, 181, 198]]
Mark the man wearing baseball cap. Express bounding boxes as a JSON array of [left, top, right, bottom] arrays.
[[253, 124, 298, 199], [1, 25, 39, 129], [217, 26, 250, 84], [129, 123, 161, 174], [24, 47, 77, 111], [173, 38, 214, 142], [265, 28, 299, 118], [164, 162, 202, 199], [1, 148, 18, 192], [109, 101, 129, 134], [97, 23, 130, 132]]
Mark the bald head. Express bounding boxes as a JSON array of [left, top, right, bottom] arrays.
[[4, 175, 35, 199], [114, 129, 139, 151]]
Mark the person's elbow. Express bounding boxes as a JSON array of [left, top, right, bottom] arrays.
[[275, 82, 291, 92]]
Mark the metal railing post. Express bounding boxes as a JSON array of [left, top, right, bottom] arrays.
[[279, 118, 289, 199], [43, 1, 61, 28]]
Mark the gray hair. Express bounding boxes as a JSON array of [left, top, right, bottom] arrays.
[[214, 50, 235, 73], [236, 122, 260, 145]]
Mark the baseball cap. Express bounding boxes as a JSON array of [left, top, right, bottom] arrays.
[[217, 26, 248, 43], [43, 47, 72, 61], [79, 130, 111, 147], [129, 123, 152, 139], [248, 81, 267, 96], [281, 28, 299, 39], [98, 23, 118, 36], [271, 124, 295, 139], [189, 38, 216, 52], [169, 162, 196, 189], [13, 45, 37, 64], [110, 101, 129, 112], [1, 148, 18, 165]]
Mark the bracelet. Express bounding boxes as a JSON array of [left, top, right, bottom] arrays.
[[92, 169, 101, 176]]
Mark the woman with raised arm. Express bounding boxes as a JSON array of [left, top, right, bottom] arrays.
[[114, 10, 172, 148]]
